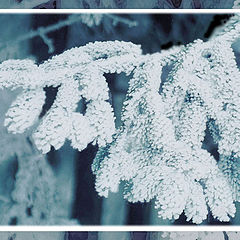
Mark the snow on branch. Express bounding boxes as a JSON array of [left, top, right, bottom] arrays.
[[0, 41, 142, 153], [1, 14, 240, 224], [92, 14, 240, 224]]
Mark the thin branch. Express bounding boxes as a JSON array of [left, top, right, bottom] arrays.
[[106, 14, 138, 27], [0, 14, 138, 55], [38, 27, 55, 53]]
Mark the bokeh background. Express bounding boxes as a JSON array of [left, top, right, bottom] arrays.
[[0, 13, 239, 225]]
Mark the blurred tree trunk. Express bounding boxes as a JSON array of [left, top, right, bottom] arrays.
[[100, 74, 128, 225]]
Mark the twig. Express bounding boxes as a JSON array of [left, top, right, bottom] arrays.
[[106, 14, 138, 27], [0, 14, 138, 54], [38, 27, 55, 53]]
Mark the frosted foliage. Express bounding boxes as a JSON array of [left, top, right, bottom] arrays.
[[0, 41, 142, 153], [4, 89, 45, 134], [2, 15, 240, 225], [92, 14, 240, 224], [162, 232, 240, 240]]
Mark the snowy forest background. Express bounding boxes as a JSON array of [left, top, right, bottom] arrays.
[[1, 13, 240, 226]]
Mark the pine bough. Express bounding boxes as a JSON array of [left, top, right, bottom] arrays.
[[1, 14, 240, 224]]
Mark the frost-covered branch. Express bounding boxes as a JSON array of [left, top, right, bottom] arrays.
[[93, 15, 240, 224], [0, 41, 142, 153], [107, 14, 138, 27], [1, 14, 240, 225]]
